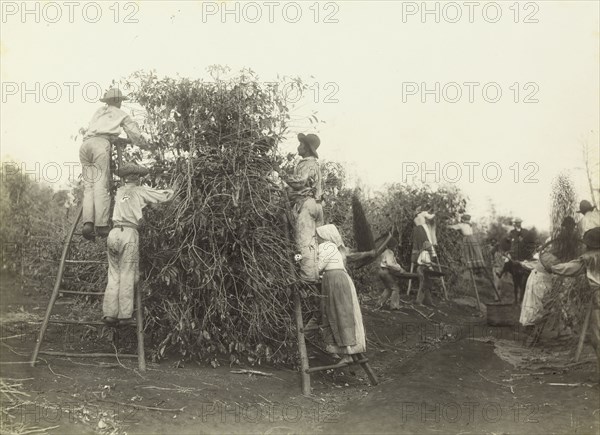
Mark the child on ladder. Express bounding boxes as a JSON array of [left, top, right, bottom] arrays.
[[102, 162, 175, 326], [80, 88, 147, 241]]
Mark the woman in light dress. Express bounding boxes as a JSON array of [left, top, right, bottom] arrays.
[[315, 224, 387, 363]]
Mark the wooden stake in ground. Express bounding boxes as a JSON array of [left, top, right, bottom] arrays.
[[406, 262, 415, 296], [575, 303, 593, 362], [469, 269, 483, 312]]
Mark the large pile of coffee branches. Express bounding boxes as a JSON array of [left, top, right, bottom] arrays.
[[127, 70, 309, 365]]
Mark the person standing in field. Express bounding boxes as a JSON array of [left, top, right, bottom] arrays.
[[416, 241, 438, 307], [102, 162, 175, 326], [411, 205, 438, 265], [508, 218, 531, 261], [284, 133, 324, 282], [80, 88, 147, 240], [550, 227, 600, 374], [377, 237, 408, 310], [449, 214, 500, 298]]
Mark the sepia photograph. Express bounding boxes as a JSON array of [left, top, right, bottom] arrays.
[[1, 1, 599, 434]]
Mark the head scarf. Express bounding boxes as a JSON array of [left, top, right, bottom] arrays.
[[316, 224, 345, 248]]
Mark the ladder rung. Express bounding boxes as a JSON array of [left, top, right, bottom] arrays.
[[48, 319, 106, 326], [48, 319, 137, 327], [59, 290, 104, 296], [301, 324, 327, 332], [306, 362, 349, 373], [65, 260, 108, 265], [38, 351, 138, 359]]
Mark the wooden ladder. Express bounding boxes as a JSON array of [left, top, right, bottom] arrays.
[[30, 138, 145, 370], [29, 205, 146, 370], [294, 297, 378, 395], [281, 192, 378, 395]]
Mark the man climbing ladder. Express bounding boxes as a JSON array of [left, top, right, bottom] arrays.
[[80, 88, 147, 240], [102, 162, 176, 325]]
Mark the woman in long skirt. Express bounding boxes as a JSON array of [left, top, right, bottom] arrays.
[[316, 224, 368, 363], [449, 214, 499, 295]]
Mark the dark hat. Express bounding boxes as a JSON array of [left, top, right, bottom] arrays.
[[116, 162, 149, 178], [579, 200, 594, 214], [461, 214, 471, 222], [582, 227, 600, 249], [100, 88, 129, 103], [297, 133, 320, 158]]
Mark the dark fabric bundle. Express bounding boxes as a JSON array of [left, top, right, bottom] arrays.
[[352, 192, 375, 251]]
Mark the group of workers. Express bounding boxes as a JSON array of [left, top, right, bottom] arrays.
[[79, 88, 600, 371]]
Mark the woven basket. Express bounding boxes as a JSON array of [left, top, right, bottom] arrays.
[[485, 303, 519, 326]]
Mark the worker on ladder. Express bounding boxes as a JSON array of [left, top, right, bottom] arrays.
[[283, 133, 324, 283], [79, 88, 147, 241], [102, 162, 175, 326]]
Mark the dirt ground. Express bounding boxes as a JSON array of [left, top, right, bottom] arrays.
[[1, 271, 598, 435]]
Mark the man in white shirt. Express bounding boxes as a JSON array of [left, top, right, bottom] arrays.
[[377, 238, 408, 310], [579, 200, 600, 236], [102, 162, 175, 325], [79, 88, 147, 240]]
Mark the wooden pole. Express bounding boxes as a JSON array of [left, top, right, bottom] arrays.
[[438, 264, 449, 300], [575, 303, 593, 362], [136, 285, 146, 372], [469, 269, 482, 313], [352, 353, 378, 386], [31, 206, 82, 367], [294, 291, 311, 395], [406, 262, 415, 296]]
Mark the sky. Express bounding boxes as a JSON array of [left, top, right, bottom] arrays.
[[1, 0, 599, 231]]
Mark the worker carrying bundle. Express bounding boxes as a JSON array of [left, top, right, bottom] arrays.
[[80, 88, 147, 240], [102, 162, 175, 326]]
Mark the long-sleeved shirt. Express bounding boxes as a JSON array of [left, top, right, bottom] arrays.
[[414, 211, 435, 227], [448, 222, 474, 236], [580, 210, 600, 235], [84, 105, 145, 147], [551, 250, 600, 290], [318, 241, 346, 272], [112, 184, 174, 227], [286, 156, 323, 201], [379, 248, 405, 272]]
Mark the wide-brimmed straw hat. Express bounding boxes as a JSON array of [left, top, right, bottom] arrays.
[[298, 133, 320, 158], [579, 200, 594, 214], [513, 217, 523, 224], [583, 227, 600, 249], [100, 88, 129, 103], [116, 162, 149, 178]]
